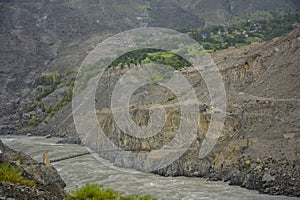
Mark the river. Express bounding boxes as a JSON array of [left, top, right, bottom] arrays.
[[0, 136, 296, 200]]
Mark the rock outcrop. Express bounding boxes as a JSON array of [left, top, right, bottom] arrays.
[[0, 140, 67, 199]]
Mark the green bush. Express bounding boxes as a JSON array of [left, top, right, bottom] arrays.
[[66, 70, 77, 76], [47, 89, 73, 115], [67, 184, 157, 200], [0, 162, 35, 187], [36, 86, 56, 101], [244, 162, 251, 169], [25, 104, 36, 112], [165, 95, 176, 102], [26, 103, 45, 113], [26, 117, 43, 126], [205, 50, 214, 54], [35, 73, 60, 86]]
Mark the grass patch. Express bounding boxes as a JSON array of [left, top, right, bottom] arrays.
[[46, 89, 72, 116], [24, 70, 76, 126], [36, 86, 56, 101], [0, 162, 35, 187], [26, 117, 44, 126], [67, 184, 157, 200], [165, 95, 176, 103], [35, 73, 60, 87]]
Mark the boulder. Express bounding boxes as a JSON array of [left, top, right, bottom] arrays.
[[57, 137, 81, 145]]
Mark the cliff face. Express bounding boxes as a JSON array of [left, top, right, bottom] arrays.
[[0, 140, 67, 199], [82, 28, 299, 196]]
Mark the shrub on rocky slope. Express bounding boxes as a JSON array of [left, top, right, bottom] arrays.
[[0, 140, 67, 199]]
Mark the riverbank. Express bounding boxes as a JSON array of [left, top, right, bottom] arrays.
[[208, 157, 300, 197], [1, 136, 298, 200], [153, 153, 300, 197], [0, 138, 67, 199]]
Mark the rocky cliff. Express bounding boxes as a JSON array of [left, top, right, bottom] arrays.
[[79, 28, 299, 197], [0, 140, 67, 199]]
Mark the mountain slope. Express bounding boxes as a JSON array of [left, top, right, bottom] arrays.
[[89, 28, 300, 196], [176, 0, 300, 26], [0, 0, 299, 134], [0, 1, 299, 196]]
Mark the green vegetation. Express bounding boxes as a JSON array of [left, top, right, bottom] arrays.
[[0, 162, 35, 187], [35, 73, 60, 86], [109, 49, 191, 70], [75, 49, 191, 93], [26, 117, 44, 126], [67, 184, 157, 200], [35, 73, 61, 101], [46, 89, 72, 116], [165, 95, 176, 103], [36, 86, 56, 101], [25, 103, 37, 112], [244, 162, 251, 169], [189, 11, 299, 51], [11, 156, 23, 162], [28, 11, 299, 123], [145, 51, 190, 70], [22, 11, 298, 129], [25, 70, 76, 126]]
